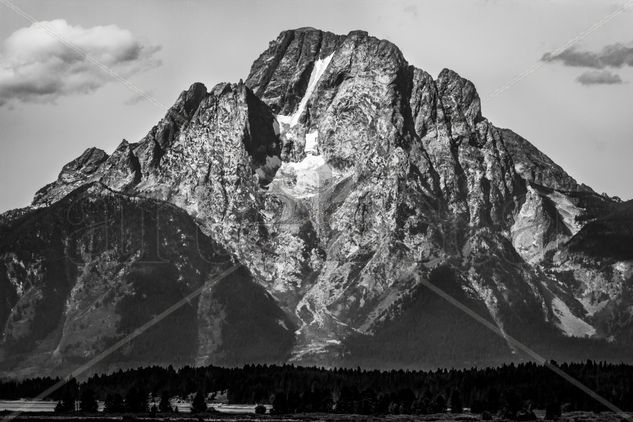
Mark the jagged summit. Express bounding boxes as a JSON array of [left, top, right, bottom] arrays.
[[32, 146, 109, 207], [1, 28, 631, 377]]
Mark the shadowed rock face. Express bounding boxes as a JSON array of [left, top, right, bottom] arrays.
[[501, 129, 592, 193], [1, 28, 632, 376], [0, 184, 295, 378]]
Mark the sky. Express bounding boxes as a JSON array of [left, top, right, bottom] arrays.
[[0, 0, 632, 212]]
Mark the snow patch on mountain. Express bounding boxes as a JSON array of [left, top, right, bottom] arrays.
[[290, 53, 334, 127], [274, 155, 333, 198], [551, 297, 596, 337], [305, 130, 319, 155], [276, 114, 292, 127], [275, 52, 333, 131]]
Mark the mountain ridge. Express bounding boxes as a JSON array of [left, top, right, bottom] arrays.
[[1, 27, 631, 378]]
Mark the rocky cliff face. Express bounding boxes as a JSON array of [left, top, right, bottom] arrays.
[[1, 28, 631, 376]]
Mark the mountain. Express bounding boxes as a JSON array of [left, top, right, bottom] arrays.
[[1, 28, 632, 378]]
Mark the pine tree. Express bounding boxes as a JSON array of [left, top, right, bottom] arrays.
[[545, 400, 562, 420], [54, 401, 65, 413], [272, 392, 288, 414], [57, 390, 76, 413], [159, 391, 172, 413], [104, 393, 124, 413], [450, 390, 463, 413], [79, 388, 98, 413], [125, 387, 148, 413], [432, 394, 447, 413], [191, 390, 207, 413]]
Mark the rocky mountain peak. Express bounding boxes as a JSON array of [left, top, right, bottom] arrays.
[[246, 28, 344, 114], [66, 147, 109, 172], [181, 82, 208, 112], [246, 28, 408, 117], [32, 147, 109, 207], [2, 28, 631, 377], [436, 67, 483, 131]]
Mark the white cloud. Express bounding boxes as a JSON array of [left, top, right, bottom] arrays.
[[0, 19, 161, 106], [542, 43, 633, 69], [576, 70, 623, 86]]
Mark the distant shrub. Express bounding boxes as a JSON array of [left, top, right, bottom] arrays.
[[191, 391, 207, 414]]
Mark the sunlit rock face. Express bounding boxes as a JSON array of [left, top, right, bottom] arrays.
[[1, 28, 632, 375], [32, 147, 110, 207]]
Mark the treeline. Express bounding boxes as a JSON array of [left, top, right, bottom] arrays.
[[1, 361, 633, 417]]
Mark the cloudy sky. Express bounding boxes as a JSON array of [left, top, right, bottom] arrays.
[[0, 0, 632, 212]]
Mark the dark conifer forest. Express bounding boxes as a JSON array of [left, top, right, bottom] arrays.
[[1, 361, 633, 416]]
